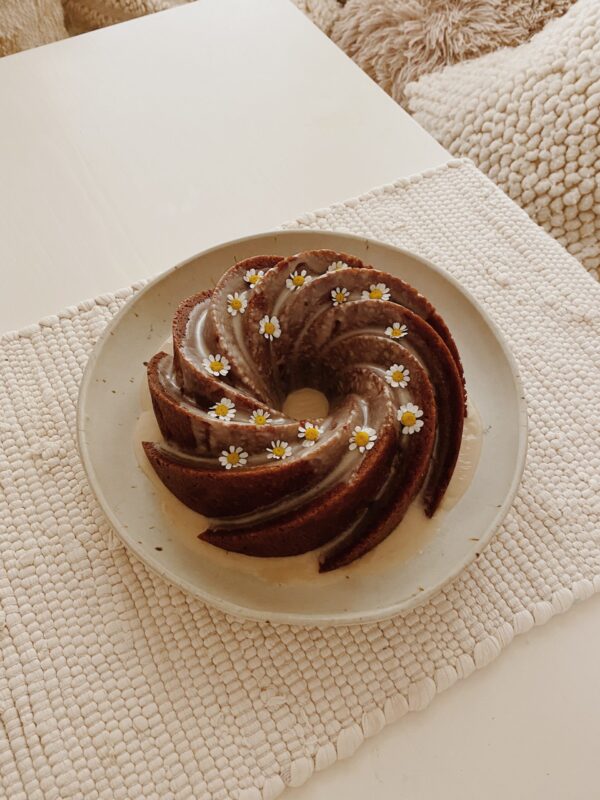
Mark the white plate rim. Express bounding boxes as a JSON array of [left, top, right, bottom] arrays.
[[77, 230, 528, 626]]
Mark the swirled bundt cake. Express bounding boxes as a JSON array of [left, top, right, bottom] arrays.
[[143, 249, 466, 572]]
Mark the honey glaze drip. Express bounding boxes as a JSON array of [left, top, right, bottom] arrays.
[[205, 396, 369, 529], [157, 353, 288, 426], [180, 303, 210, 366], [133, 385, 482, 584], [141, 250, 469, 569], [208, 445, 364, 530]]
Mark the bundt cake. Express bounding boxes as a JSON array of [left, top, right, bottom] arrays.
[[143, 249, 466, 572]]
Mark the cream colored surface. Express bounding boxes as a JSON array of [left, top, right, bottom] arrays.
[[0, 0, 448, 333], [1, 2, 598, 797]]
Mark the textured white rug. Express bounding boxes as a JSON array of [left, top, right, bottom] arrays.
[[407, 0, 600, 280], [1, 160, 599, 799]]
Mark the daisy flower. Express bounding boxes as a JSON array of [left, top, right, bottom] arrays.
[[259, 315, 281, 341], [286, 269, 312, 291], [349, 426, 377, 453], [362, 283, 390, 301], [208, 397, 236, 421], [397, 403, 424, 435], [203, 354, 230, 377], [328, 260, 349, 272], [250, 409, 271, 426], [385, 322, 408, 339], [226, 291, 248, 316], [331, 287, 350, 307], [218, 445, 248, 470], [244, 268, 264, 288], [266, 440, 292, 460], [385, 364, 410, 388], [297, 422, 323, 447]]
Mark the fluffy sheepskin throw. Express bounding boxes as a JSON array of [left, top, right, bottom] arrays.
[[0, 0, 67, 57], [332, 0, 575, 104]]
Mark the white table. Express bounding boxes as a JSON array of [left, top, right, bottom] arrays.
[[1, 1, 598, 796]]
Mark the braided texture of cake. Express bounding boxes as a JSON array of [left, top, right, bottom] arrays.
[[143, 250, 465, 572]]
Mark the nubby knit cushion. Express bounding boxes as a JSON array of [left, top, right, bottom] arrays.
[[406, 0, 600, 280]]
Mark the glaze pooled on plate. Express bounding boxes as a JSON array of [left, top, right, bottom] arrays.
[[142, 249, 466, 571]]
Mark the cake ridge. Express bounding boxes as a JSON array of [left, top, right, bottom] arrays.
[[143, 249, 466, 570]]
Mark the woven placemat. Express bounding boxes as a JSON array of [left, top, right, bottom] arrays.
[[1, 160, 599, 800]]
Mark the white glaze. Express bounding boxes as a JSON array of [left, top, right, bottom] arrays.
[[212, 443, 363, 530], [134, 381, 482, 583], [440, 399, 482, 511], [179, 302, 258, 401], [142, 264, 478, 573], [181, 303, 210, 363]]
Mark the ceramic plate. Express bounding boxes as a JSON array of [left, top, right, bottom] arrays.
[[77, 231, 527, 625]]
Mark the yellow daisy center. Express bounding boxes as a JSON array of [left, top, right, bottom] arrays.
[[292, 274, 305, 286], [335, 292, 346, 303], [305, 427, 319, 441], [264, 321, 275, 335], [210, 360, 224, 372], [272, 446, 286, 458], [230, 298, 242, 310], [215, 403, 229, 417], [249, 274, 260, 285], [254, 414, 266, 425], [354, 431, 370, 447], [226, 452, 240, 465], [392, 370, 404, 382], [401, 411, 417, 427], [392, 328, 402, 337], [369, 288, 383, 299]]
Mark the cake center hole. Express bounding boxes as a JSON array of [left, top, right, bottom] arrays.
[[283, 388, 329, 421]]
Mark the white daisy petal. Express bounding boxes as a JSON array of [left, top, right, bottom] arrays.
[[362, 282, 390, 301], [385, 323, 408, 339], [384, 364, 410, 389], [286, 269, 312, 291], [244, 268, 265, 288], [266, 440, 292, 460], [259, 315, 281, 341], [297, 423, 323, 447], [330, 287, 350, 307], [328, 260, 349, 272], [203, 354, 230, 377], [348, 425, 377, 453], [208, 397, 236, 421], [219, 445, 247, 469], [397, 403, 425, 434], [250, 409, 271, 426], [226, 291, 248, 316]]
